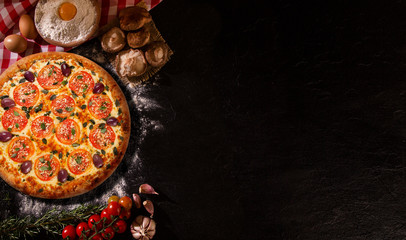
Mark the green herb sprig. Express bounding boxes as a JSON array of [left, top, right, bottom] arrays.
[[0, 204, 105, 240]]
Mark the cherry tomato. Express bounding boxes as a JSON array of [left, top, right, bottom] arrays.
[[113, 219, 127, 234], [107, 195, 119, 204], [119, 208, 131, 220], [91, 233, 103, 240], [62, 225, 77, 240], [101, 227, 115, 240], [100, 208, 113, 224], [107, 201, 121, 217], [118, 196, 132, 210], [76, 222, 90, 238], [88, 214, 103, 231]]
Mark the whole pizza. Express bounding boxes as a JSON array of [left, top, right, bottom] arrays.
[[0, 52, 131, 199]]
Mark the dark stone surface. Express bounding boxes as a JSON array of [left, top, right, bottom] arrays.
[[11, 0, 406, 239]]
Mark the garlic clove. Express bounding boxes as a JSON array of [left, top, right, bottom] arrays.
[[143, 200, 154, 217], [146, 220, 156, 238], [148, 219, 156, 231], [135, 215, 144, 225], [142, 213, 151, 229], [132, 232, 142, 239], [133, 193, 142, 208], [139, 184, 159, 195]]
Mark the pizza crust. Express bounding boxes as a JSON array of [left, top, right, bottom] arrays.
[[0, 52, 131, 199]]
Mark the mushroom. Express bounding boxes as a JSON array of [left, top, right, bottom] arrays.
[[145, 41, 169, 68], [131, 215, 156, 240], [101, 27, 126, 53], [119, 6, 152, 31], [127, 27, 150, 48], [115, 49, 148, 78]]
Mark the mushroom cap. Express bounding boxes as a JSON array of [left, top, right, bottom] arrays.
[[101, 27, 126, 53], [115, 49, 148, 78], [119, 6, 152, 31], [127, 27, 150, 48], [145, 41, 169, 68]]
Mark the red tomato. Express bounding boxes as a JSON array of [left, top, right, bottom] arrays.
[[31, 116, 54, 139], [88, 95, 113, 119], [13, 82, 39, 107], [55, 119, 80, 145], [89, 124, 115, 150], [88, 214, 103, 231], [62, 225, 77, 240], [118, 196, 132, 210], [7, 136, 35, 163], [69, 71, 95, 96], [2, 107, 28, 132], [76, 222, 90, 238], [37, 65, 64, 89], [100, 209, 113, 224], [67, 149, 91, 175], [107, 201, 121, 217], [113, 219, 127, 234], [34, 154, 60, 181], [119, 208, 131, 220], [101, 227, 115, 240]]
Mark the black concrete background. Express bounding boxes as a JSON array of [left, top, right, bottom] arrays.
[[9, 0, 406, 239]]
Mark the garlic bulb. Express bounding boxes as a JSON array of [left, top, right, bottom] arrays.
[[131, 215, 156, 240]]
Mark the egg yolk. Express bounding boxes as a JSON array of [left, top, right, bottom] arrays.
[[58, 2, 77, 21]]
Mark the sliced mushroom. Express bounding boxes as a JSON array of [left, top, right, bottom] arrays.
[[115, 49, 147, 78], [145, 41, 169, 68], [101, 27, 126, 53], [119, 6, 152, 31], [127, 27, 150, 48]]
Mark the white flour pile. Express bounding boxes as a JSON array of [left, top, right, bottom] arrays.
[[35, 0, 98, 44]]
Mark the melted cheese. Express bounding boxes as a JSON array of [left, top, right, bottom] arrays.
[[0, 58, 125, 187]]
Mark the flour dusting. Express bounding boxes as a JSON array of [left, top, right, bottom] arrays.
[[35, 0, 98, 44]]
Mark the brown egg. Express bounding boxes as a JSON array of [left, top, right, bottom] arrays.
[[4, 34, 27, 53], [19, 14, 38, 39]]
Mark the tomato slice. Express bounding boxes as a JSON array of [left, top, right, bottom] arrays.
[[67, 149, 91, 175], [34, 154, 60, 181], [37, 65, 64, 89], [56, 119, 80, 145], [1, 107, 28, 132], [69, 71, 95, 96], [89, 124, 115, 149], [7, 136, 35, 162], [51, 94, 75, 117], [88, 95, 113, 119], [31, 116, 54, 138], [13, 82, 39, 107]]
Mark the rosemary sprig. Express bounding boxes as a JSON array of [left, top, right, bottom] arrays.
[[0, 204, 105, 240]]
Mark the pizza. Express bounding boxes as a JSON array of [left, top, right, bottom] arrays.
[[0, 52, 131, 199]]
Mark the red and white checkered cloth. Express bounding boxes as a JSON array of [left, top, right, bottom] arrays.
[[0, 0, 162, 74]]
